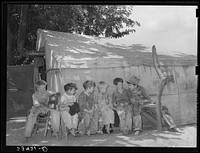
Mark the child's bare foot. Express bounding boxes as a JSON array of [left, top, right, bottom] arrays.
[[86, 131, 91, 136], [106, 127, 110, 134], [70, 128, 76, 137], [122, 128, 128, 135], [54, 132, 61, 140], [134, 130, 141, 136], [97, 130, 103, 134], [64, 133, 68, 139]]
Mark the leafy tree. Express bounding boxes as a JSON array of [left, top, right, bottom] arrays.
[[6, 4, 140, 65]]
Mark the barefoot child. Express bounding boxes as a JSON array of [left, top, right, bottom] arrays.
[[95, 81, 114, 134]]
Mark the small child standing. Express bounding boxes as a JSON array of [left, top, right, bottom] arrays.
[[77, 80, 100, 136], [59, 83, 79, 138], [95, 81, 114, 134]]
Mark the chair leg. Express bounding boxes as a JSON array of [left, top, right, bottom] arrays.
[[44, 112, 51, 138], [44, 119, 49, 138], [35, 124, 40, 136]]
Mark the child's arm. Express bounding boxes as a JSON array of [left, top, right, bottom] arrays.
[[78, 93, 92, 113], [32, 95, 46, 108], [59, 95, 70, 111], [32, 95, 40, 107], [106, 93, 110, 105], [139, 87, 151, 105], [111, 93, 117, 107], [84, 108, 93, 113]]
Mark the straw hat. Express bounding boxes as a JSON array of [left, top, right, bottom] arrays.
[[126, 75, 140, 85]]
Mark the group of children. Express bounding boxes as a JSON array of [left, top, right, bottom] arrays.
[[58, 75, 166, 138], [25, 75, 181, 141]]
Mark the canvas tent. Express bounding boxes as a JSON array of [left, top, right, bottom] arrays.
[[36, 29, 197, 126]]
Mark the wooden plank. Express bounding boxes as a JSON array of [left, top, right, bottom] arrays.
[[141, 111, 157, 126]]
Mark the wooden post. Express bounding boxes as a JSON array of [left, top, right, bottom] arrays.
[[152, 45, 164, 131], [152, 45, 175, 131]]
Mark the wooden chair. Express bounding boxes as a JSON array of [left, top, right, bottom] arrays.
[[25, 93, 60, 142]]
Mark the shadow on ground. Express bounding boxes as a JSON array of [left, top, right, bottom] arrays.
[[6, 117, 196, 147]]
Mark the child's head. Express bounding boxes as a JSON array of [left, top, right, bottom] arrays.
[[83, 80, 96, 93], [97, 81, 109, 94], [35, 80, 47, 93], [64, 83, 78, 95], [126, 75, 139, 90], [113, 78, 124, 90], [127, 83, 137, 91]]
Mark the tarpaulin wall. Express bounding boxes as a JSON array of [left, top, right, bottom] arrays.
[[47, 64, 197, 126], [37, 29, 197, 126], [7, 65, 36, 119]]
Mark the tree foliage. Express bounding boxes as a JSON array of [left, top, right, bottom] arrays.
[[7, 4, 140, 65]]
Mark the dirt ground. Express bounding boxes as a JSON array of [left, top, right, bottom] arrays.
[[6, 117, 197, 147]]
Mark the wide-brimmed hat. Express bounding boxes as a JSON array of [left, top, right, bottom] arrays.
[[126, 75, 140, 85]]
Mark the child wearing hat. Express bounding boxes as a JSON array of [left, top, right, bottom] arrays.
[[127, 75, 151, 136], [25, 80, 61, 140], [111, 78, 133, 134], [127, 75, 181, 135]]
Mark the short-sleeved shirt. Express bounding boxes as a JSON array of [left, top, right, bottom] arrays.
[[78, 92, 97, 112], [112, 88, 131, 106], [32, 90, 55, 107], [59, 93, 76, 106]]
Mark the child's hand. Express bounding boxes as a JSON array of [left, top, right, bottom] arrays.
[[88, 109, 93, 114], [125, 102, 129, 106], [139, 100, 144, 105], [60, 105, 70, 111], [34, 104, 41, 108], [113, 102, 117, 107], [65, 106, 70, 111], [131, 98, 136, 103], [68, 102, 74, 106], [94, 104, 98, 110], [120, 103, 124, 107]]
